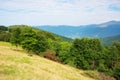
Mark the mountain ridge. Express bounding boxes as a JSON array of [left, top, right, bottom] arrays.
[[35, 21, 120, 38]]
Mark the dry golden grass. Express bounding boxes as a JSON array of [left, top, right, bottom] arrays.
[[0, 42, 95, 80]]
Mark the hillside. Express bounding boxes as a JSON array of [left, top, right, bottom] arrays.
[[35, 21, 120, 38], [0, 42, 95, 80], [100, 35, 120, 46], [0, 25, 119, 80], [0, 25, 72, 42]]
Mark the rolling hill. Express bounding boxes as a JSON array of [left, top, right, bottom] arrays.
[[35, 21, 120, 38], [0, 42, 95, 80], [100, 35, 120, 46]]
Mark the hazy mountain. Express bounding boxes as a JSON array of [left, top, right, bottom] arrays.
[[35, 21, 120, 38]]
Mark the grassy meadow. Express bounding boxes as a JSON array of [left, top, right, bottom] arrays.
[[0, 42, 96, 80]]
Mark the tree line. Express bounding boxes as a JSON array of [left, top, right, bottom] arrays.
[[0, 25, 120, 80]]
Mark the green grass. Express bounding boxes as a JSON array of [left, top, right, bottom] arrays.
[[7, 56, 31, 64], [84, 71, 100, 80], [0, 41, 95, 80], [0, 65, 18, 76], [0, 41, 12, 46]]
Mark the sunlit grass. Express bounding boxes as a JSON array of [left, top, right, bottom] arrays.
[[0, 41, 95, 80], [0, 41, 12, 46]]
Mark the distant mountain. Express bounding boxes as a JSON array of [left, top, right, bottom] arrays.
[[35, 21, 120, 38], [100, 35, 120, 46]]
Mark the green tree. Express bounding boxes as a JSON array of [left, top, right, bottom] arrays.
[[0, 32, 11, 42], [32, 34, 48, 54], [21, 27, 48, 54], [99, 42, 120, 80], [20, 28, 36, 53], [47, 39, 61, 55], [0, 25, 8, 32], [58, 42, 71, 63], [10, 27, 21, 47], [67, 38, 103, 69]]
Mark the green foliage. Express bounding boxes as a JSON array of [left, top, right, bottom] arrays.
[[0, 32, 11, 42], [1, 24, 119, 80], [0, 25, 8, 31], [0, 26, 11, 42], [58, 42, 71, 63], [66, 38, 103, 70], [2, 25, 49, 55], [62, 38, 120, 80], [97, 42, 120, 80], [34, 33, 49, 53], [66, 38, 120, 80], [54, 34, 73, 42], [113, 66, 120, 80], [47, 39, 61, 55], [7, 25, 54, 54], [101, 35, 120, 46], [47, 40, 72, 63], [20, 27, 48, 54], [10, 27, 21, 47]]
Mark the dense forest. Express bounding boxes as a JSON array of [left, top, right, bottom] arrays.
[[0, 25, 120, 80]]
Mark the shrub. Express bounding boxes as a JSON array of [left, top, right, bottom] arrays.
[[44, 50, 60, 62]]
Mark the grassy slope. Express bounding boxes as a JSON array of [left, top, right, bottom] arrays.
[[0, 42, 95, 80]]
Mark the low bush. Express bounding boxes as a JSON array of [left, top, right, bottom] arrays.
[[44, 50, 60, 62]]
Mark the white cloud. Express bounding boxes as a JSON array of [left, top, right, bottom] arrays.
[[0, 0, 120, 25]]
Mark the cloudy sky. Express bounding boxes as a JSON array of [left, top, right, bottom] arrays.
[[0, 0, 120, 26]]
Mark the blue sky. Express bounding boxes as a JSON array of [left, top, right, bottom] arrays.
[[0, 0, 120, 26]]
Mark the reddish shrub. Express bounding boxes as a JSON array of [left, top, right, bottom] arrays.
[[44, 50, 60, 62]]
